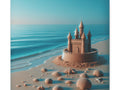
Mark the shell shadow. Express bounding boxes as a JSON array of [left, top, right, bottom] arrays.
[[47, 69, 55, 72], [38, 78, 45, 81], [64, 78, 73, 80], [53, 80, 64, 84], [92, 84, 109, 90], [63, 87, 74, 90], [76, 70, 84, 74]]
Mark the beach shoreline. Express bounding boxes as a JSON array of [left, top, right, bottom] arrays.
[[11, 39, 109, 90]]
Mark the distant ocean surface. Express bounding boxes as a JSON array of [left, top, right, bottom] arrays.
[[11, 24, 109, 72]]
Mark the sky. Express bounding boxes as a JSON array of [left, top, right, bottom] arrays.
[[11, 0, 109, 25]]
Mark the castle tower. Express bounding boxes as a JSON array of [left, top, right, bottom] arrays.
[[81, 32, 86, 54], [79, 21, 84, 38], [74, 28, 79, 39], [87, 30, 91, 52], [67, 32, 72, 52]]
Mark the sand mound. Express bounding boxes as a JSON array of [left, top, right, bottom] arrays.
[[57, 77, 64, 81], [41, 68, 47, 72], [52, 85, 63, 90], [65, 80, 73, 84], [80, 73, 89, 78], [37, 86, 45, 90], [64, 68, 76, 74], [52, 71, 61, 77], [76, 78, 92, 90], [45, 78, 53, 84], [33, 78, 39, 82], [93, 70, 103, 77]]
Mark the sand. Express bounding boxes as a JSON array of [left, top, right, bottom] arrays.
[[11, 39, 109, 90]]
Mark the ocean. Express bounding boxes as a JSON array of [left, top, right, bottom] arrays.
[[11, 24, 109, 72]]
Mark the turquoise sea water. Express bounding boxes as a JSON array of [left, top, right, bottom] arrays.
[[11, 24, 109, 72]]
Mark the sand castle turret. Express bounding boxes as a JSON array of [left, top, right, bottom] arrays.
[[79, 21, 84, 38], [74, 28, 79, 39], [81, 32, 86, 54], [67, 32, 72, 52]]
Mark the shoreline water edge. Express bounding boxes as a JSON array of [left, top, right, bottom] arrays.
[[11, 39, 109, 73], [11, 39, 109, 90]]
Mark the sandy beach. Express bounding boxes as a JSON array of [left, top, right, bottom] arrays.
[[11, 39, 109, 90]]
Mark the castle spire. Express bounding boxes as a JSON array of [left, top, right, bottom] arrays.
[[74, 28, 79, 39], [79, 21, 84, 38], [67, 32, 72, 39], [81, 32, 85, 54], [80, 21, 84, 28]]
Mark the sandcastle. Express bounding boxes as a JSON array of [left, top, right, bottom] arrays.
[[53, 21, 98, 67]]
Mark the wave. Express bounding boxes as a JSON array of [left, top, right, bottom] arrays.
[[11, 43, 66, 61]]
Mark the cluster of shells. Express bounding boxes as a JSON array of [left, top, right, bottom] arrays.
[[64, 68, 76, 74], [16, 67, 104, 90]]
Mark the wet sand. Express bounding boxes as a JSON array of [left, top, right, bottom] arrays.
[[11, 39, 109, 90]]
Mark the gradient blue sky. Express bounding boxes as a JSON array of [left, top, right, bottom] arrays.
[[11, 0, 109, 24]]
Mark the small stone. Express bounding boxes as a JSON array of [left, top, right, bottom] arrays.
[[41, 68, 47, 73], [45, 78, 53, 84], [52, 85, 63, 90], [65, 80, 73, 84], [57, 77, 64, 81], [37, 85, 45, 90], [16, 85, 21, 87], [86, 68, 90, 71], [80, 73, 89, 78], [21, 81, 26, 83], [33, 78, 39, 82], [64, 68, 76, 74], [93, 70, 104, 77], [23, 83, 28, 87], [95, 78, 103, 83], [84, 70, 88, 73], [76, 78, 92, 90], [52, 71, 61, 77]]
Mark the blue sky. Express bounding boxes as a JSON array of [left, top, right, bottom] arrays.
[[11, 0, 109, 24]]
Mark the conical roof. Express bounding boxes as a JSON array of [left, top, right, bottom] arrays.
[[67, 32, 72, 39], [74, 28, 79, 35], [81, 32, 86, 39], [87, 30, 91, 37], [79, 21, 84, 28]]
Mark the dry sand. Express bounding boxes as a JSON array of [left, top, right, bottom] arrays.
[[11, 39, 109, 90]]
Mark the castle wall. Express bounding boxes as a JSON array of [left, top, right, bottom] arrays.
[[62, 48, 98, 63], [70, 39, 89, 53]]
